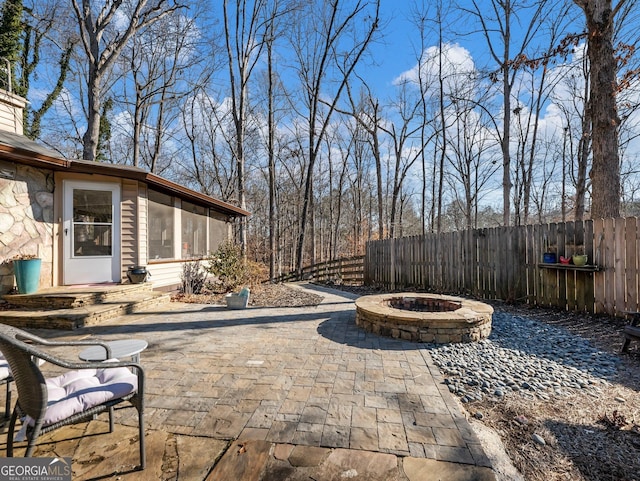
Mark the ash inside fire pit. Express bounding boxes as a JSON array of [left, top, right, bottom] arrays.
[[387, 296, 462, 312]]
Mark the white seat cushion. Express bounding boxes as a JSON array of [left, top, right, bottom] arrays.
[[41, 364, 138, 427], [0, 354, 11, 381]]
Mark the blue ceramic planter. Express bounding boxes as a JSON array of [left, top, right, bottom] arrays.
[[14, 258, 42, 294], [543, 252, 556, 263]]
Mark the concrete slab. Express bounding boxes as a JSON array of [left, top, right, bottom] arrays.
[[0, 420, 227, 481], [261, 444, 403, 481], [205, 439, 272, 481], [403, 457, 497, 481]]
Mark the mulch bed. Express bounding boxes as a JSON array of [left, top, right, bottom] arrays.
[[171, 282, 324, 308]]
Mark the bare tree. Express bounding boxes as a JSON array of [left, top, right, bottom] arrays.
[[289, 0, 379, 274], [512, 6, 573, 225], [324, 125, 352, 259], [572, 52, 591, 221], [447, 88, 499, 229], [551, 54, 592, 221], [434, 3, 449, 234], [379, 82, 425, 238], [463, 0, 551, 226], [71, 0, 183, 161], [178, 89, 238, 200], [121, 12, 205, 172], [346, 118, 374, 254], [0, 1, 76, 140], [343, 83, 386, 239], [222, 0, 272, 254], [257, 0, 295, 280]]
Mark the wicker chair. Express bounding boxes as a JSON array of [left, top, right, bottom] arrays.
[[0, 324, 145, 470], [0, 352, 12, 422]]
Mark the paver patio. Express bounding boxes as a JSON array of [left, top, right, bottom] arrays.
[[0, 283, 495, 480]]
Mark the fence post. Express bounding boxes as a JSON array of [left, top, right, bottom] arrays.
[[390, 237, 396, 291]]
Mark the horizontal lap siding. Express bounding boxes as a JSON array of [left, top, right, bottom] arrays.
[[147, 261, 185, 289], [120, 180, 139, 281]]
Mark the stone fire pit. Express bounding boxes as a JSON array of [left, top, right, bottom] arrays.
[[355, 293, 493, 343]]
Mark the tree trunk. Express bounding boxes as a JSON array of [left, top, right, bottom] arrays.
[[436, 28, 447, 234], [575, 0, 621, 218], [575, 102, 591, 220], [296, 148, 315, 276], [133, 87, 143, 167], [267, 38, 277, 282], [501, 18, 512, 227], [83, 79, 101, 160], [373, 120, 384, 240]]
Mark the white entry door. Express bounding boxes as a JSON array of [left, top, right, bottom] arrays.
[[63, 181, 121, 285]]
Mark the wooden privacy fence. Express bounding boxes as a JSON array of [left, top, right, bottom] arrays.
[[276, 255, 365, 285], [364, 217, 640, 317]]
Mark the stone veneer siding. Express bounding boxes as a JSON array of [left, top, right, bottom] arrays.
[[355, 293, 493, 343], [0, 162, 54, 294]]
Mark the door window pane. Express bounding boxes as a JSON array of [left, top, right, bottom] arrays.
[[72, 189, 113, 257]]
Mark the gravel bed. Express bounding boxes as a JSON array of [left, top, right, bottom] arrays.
[[427, 309, 621, 404]]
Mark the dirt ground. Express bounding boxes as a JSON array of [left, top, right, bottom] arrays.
[[470, 303, 640, 481], [174, 283, 640, 481]]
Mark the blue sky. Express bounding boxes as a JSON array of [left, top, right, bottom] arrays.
[[359, 0, 585, 100], [367, 2, 416, 95], [361, 1, 486, 99]]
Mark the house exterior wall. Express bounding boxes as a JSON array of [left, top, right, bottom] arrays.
[[0, 90, 25, 135], [121, 179, 139, 278], [0, 165, 237, 293], [0, 161, 54, 294], [146, 195, 233, 291], [146, 261, 186, 290], [137, 183, 148, 268]]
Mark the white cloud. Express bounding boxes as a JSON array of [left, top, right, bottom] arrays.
[[393, 43, 476, 89]]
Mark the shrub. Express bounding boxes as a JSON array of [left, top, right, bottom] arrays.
[[206, 242, 266, 292], [244, 260, 268, 286], [180, 261, 207, 295]]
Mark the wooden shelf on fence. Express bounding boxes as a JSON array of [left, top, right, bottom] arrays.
[[537, 263, 601, 272]]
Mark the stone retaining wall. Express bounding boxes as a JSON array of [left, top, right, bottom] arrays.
[[355, 293, 493, 343], [0, 161, 54, 294]]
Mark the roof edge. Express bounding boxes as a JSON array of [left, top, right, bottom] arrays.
[[0, 140, 250, 218], [146, 173, 250, 217]]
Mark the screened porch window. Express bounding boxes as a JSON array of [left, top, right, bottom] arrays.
[[209, 210, 228, 254], [181, 201, 207, 258], [148, 190, 175, 259]]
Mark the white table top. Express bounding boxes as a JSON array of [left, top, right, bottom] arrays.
[[79, 339, 148, 361]]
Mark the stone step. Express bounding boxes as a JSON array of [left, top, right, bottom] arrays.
[[1, 283, 154, 309], [0, 290, 170, 330]]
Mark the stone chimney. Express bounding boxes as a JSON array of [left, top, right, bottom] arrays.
[[0, 88, 26, 135]]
